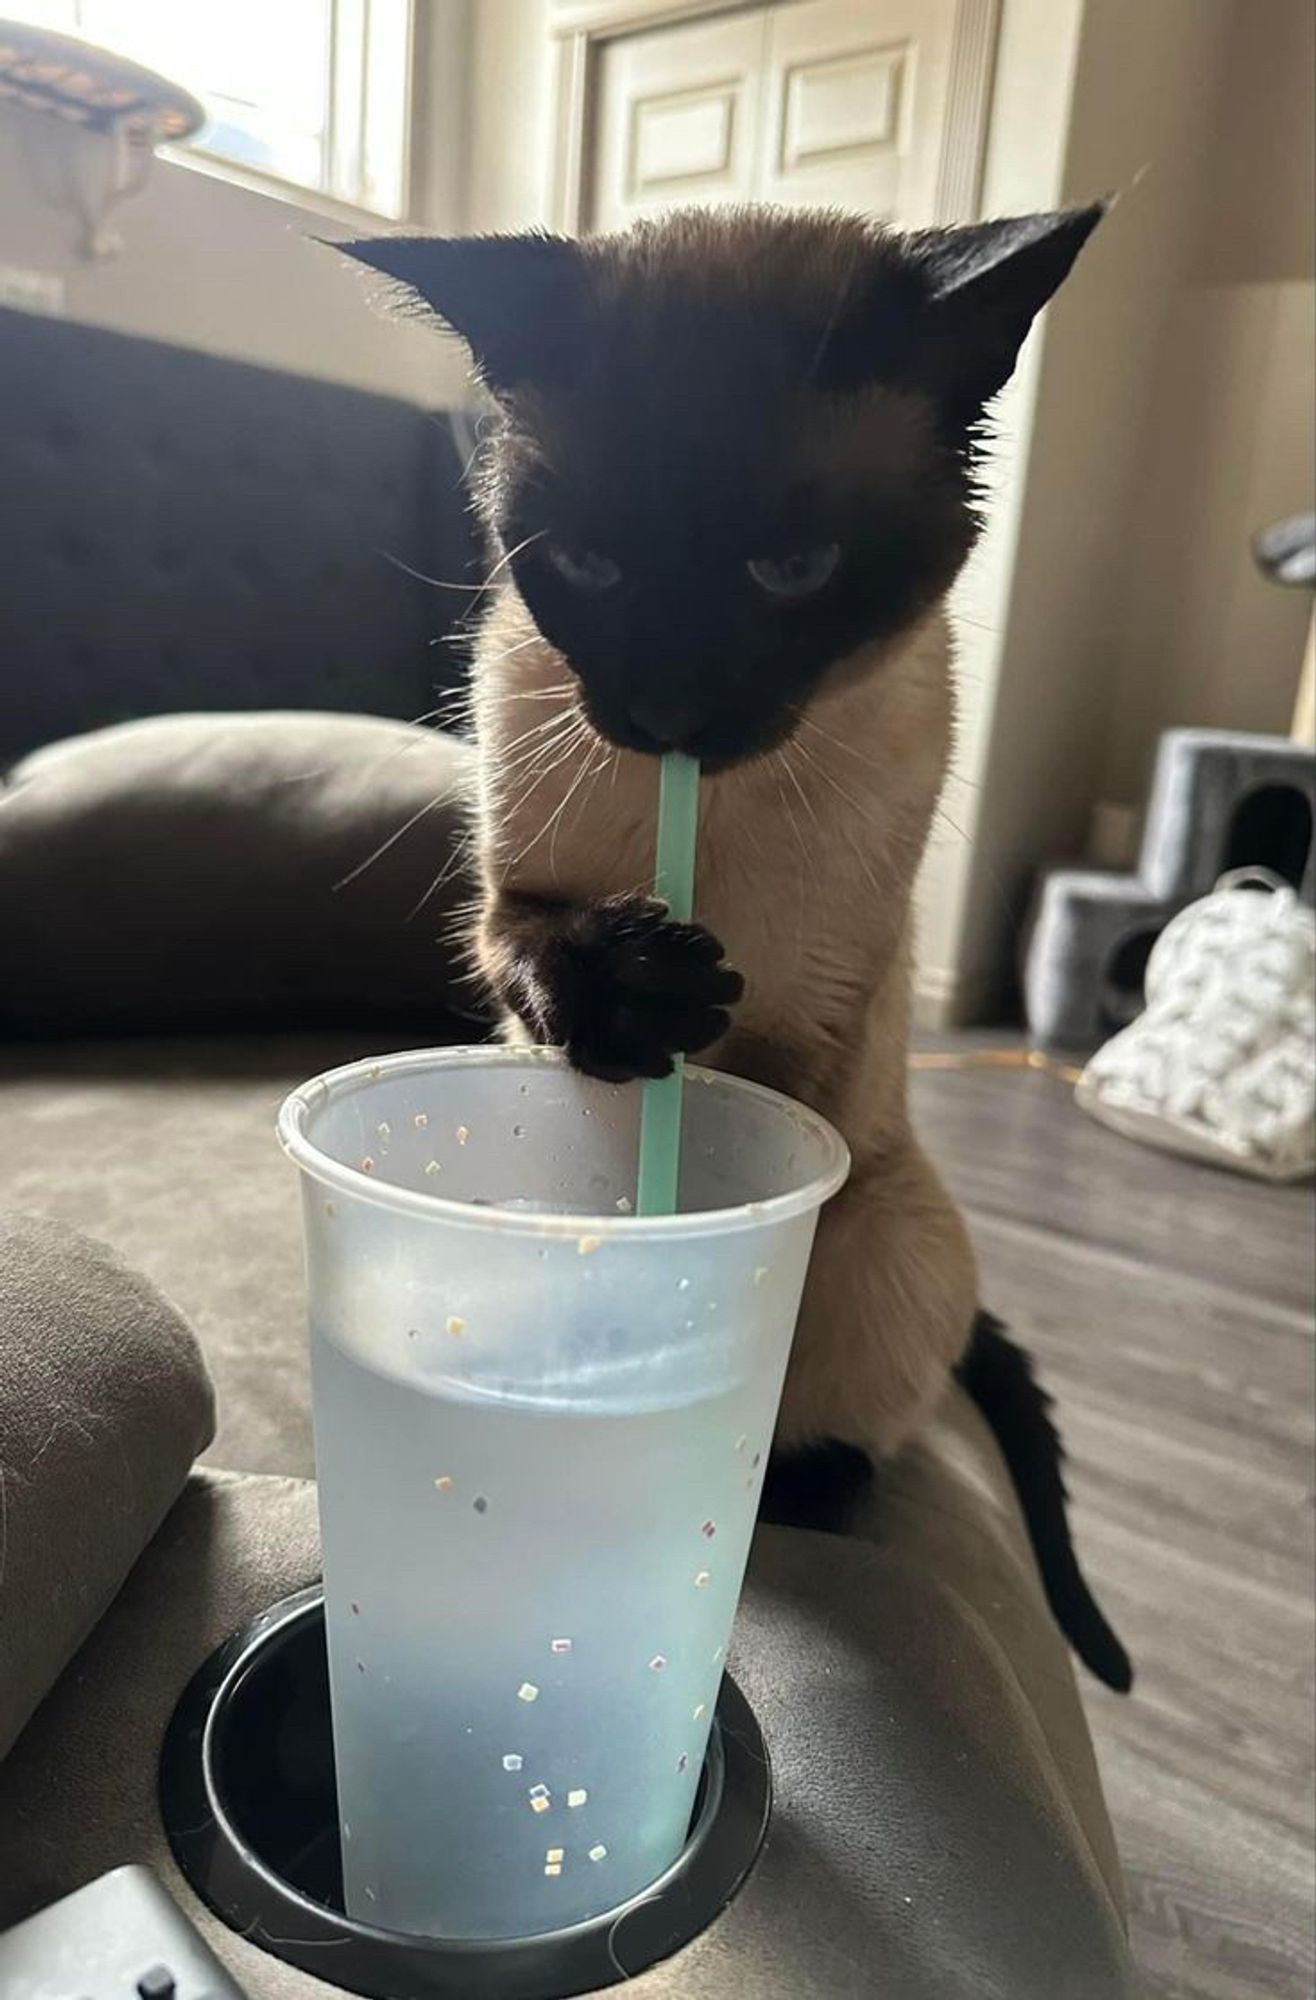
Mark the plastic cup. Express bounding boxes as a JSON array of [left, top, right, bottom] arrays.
[[278, 1045, 848, 1941]]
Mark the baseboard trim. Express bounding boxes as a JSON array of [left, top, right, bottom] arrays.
[[913, 962, 996, 1030]]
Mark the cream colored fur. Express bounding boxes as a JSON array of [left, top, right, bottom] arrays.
[[473, 581, 977, 1461]]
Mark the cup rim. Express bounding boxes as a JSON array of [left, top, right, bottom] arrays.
[[277, 1044, 849, 1241]]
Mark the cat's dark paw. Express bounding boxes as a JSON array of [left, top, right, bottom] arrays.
[[559, 895, 743, 1082]]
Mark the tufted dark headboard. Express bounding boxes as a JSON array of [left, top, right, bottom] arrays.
[[0, 306, 480, 764]]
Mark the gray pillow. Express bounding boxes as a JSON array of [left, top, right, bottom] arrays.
[[0, 712, 479, 1036], [0, 1213, 215, 1760]]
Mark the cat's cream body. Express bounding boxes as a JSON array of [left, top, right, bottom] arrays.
[[475, 584, 977, 1458]]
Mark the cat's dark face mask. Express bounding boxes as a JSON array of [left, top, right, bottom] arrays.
[[336, 206, 1102, 768]]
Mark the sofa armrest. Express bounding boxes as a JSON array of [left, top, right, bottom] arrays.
[[0, 1214, 214, 1760]]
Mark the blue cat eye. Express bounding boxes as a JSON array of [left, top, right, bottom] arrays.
[[545, 542, 622, 593], [747, 544, 841, 600]]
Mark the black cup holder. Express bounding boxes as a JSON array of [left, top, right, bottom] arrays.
[[160, 1589, 771, 1999]]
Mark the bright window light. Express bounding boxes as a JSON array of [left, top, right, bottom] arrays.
[[5, 0, 414, 216]]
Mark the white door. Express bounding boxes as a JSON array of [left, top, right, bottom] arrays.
[[589, 10, 770, 232], [586, 0, 964, 234], [755, 0, 958, 221]]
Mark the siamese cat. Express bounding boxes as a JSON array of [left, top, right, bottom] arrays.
[[339, 204, 1131, 1690]]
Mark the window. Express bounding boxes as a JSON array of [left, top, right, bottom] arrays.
[[6, 0, 415, 216]]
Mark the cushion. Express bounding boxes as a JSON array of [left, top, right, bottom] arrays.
[[0, 1213, 215, 1760], [0, 712, 479, 1038]]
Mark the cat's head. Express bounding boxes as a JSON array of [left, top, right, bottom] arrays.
[[339, 204, 1101, 767]]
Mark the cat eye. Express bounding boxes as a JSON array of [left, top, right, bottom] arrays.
[[545, 542, 622, 594], [747, 544, 841, 601]]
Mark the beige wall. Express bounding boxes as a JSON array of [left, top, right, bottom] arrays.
[[945, 0, 1245, 1009], [947, 0, 1314, 1016], [465, 0, 557, 235], [911, 0, 1089, 1007], [1100, 0, 1316, 801], [0, 2, 475, 403]]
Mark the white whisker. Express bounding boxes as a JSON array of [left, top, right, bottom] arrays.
[[405, 827, 475, 922], [333, 793, 450, 891]]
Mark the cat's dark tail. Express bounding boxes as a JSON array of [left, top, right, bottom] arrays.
[[955, 1310, 1133, 1694]]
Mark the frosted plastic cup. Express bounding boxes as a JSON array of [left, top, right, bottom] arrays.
[[278, 1045, 848, 1941]]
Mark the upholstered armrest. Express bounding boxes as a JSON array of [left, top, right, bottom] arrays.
[[0, 1214, 215, 1760]]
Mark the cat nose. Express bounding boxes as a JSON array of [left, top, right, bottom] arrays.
[[626, 693, 705, 748]]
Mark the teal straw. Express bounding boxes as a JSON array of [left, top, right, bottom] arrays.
[[636, 752, 701, 1216]]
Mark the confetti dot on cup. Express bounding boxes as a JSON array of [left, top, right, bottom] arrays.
[[545, 1862, 562, 1877], [677, 1277, 691, 1292], [446, 1315, 465, 1336], [424, 1159, 441, 1176], [693, 1703, 706, 1721], [754, 1266, 769, 1286], [649, 1655, 667, 1673], [615, 1195, 634, 1214], [434, 1475, 454, 1492], [735, 1435, 747, 1454], [355, 1659, 365, 1674], [695, 1571, 711, 1589], [473, 1495, 489, 1514], [530, 1797, 550, 1815], [364, 1885, 376, 1902], [512, 1123, 527, 1139], [701, 1520, 717, 1539], [529, 1782, 550, 1801], [350, 1601, 360, 1616], [676, 1753, 689, 1774], [360, 1156, 375, 1173], [324, 1201, 336, 1218], [567, 1788, 587, 1808], [589, 1844, 608, 1863], [546, 1846, 564, 1864], [456, 1125, 470, 1145], [518, 1682, 539, 1702], [413, 1112, 429, 1129], [376, 1121, 391, 1141], [577, 1235, 602, 1256], [551, 1638, 573, 1655], [502, 1754, 523, 1772], [751, 1452, 762, 1469], [713, 1645, 724, 1665]]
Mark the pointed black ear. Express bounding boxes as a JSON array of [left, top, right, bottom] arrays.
[[910, 203, 1106, 414], [331, 231, 589, 391]]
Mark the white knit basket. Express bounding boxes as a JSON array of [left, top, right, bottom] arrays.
[[1076, 870, 1315, 1181]]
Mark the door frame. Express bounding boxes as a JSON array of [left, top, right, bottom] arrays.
[[547, 0, 1001, 232]]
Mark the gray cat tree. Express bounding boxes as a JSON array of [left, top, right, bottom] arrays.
[[1025, 514, 1316, 1050]]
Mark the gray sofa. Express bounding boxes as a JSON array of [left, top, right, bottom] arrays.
[[0, 710, 1135, 1998]]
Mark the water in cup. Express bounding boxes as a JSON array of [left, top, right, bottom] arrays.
[[313, 1322, 781, 1937]]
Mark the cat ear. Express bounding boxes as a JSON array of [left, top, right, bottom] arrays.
[[331, 231, 589, 391], [907, 203, 1106, 414]]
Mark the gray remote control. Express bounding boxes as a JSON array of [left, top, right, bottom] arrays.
[[0, 1866, 247, 1999]]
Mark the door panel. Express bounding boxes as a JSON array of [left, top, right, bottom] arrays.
[[589, 10, 770, 232], [586, 0, 963, 231], [756, 0, 959, 222]]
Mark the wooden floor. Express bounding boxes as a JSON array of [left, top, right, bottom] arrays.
[[910, 1044, 1316, 2000]]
